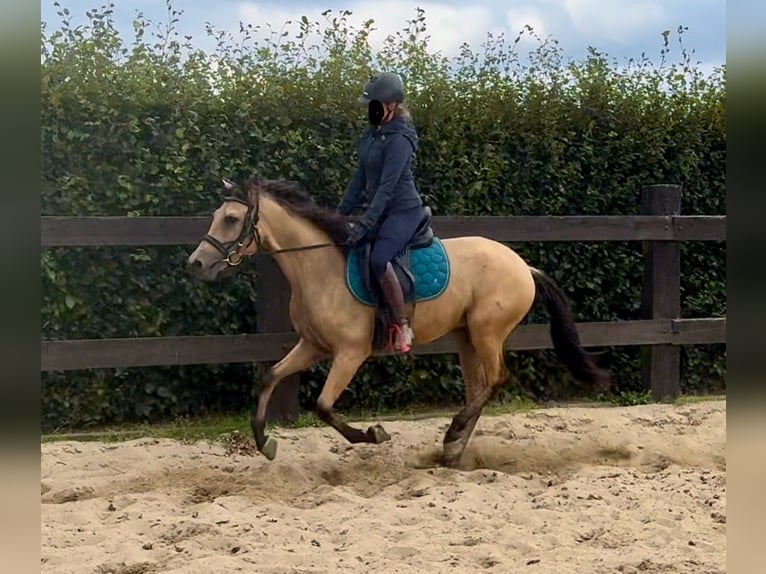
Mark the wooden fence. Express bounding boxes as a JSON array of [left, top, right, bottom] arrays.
[[41, 184, 726, 422]]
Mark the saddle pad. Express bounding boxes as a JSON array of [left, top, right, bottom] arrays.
[[346, 237, 451, 307]]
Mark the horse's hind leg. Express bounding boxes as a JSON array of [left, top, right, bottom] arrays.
[[316, 351, 391, 445], [442, 328, 511, 467], [439, 329, 484, 464], [251, 338, 326, 460]]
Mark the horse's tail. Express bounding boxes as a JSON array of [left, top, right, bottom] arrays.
[[530, 267, 613, 391]]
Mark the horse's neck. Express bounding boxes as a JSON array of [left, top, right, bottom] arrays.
[[259, 199, 346, 297]]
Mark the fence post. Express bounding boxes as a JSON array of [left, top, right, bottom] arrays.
[[254, 258, 301, 424], [640, 184, 682, 401]]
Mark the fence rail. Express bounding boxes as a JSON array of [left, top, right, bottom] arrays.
[[41, 184, 727, 422], [41, 214, 725, 246], [42, 318, 725, 372]]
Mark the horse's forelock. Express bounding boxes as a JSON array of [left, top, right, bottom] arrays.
[[220, 179, 251, 203]]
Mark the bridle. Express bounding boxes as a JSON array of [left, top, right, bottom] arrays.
[[199, 187, 336, 267], [200, 195, 259, 266]]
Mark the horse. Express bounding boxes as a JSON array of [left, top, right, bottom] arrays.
[[186, 177, 612, 467]]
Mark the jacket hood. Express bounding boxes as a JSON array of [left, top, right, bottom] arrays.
[[378, 115, 419, 152]]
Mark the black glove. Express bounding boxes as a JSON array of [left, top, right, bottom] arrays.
[[345, 220, 371, 246]]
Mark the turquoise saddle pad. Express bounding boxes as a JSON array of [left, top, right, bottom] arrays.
[[346, 237, 451, 307]]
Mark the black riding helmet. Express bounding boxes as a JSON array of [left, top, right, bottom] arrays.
[[358, 72, 405, 104]]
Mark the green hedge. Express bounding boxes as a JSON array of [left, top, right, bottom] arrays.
[[41, 4, 726, 431]]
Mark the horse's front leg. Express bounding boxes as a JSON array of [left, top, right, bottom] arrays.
[[251, 338, 326, 460], [315, 351, 391, 445]]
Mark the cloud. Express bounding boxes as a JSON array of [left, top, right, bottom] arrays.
[[39, 0, 726, 70], [237, 1, 509, 58], [563, 0, 666, 44], [507, 5, 548, 38]]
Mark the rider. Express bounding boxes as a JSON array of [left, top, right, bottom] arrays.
[[337, 71, 426, 353]]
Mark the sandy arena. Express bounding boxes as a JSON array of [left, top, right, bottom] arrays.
[[41, 400, 726, 574]]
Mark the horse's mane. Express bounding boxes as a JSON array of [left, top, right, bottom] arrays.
[[240, 177, 354, 245]]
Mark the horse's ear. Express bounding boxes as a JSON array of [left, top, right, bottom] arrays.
[[222, 178, 236, 191]]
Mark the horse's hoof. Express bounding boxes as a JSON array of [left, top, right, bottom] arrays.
[[368, 424, 391, 444], [441, 439, 466, 468], [260, 436, 278, 461]]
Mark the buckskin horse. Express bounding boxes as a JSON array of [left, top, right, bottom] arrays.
[[186, 177, 611, 467]]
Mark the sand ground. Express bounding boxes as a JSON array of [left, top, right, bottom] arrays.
[[41, 400, 726, 574]]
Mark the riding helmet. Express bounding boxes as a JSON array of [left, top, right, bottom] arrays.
[[358, 72, 405, 104]]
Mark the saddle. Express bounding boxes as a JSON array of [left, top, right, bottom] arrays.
[[351, 206, 435, 349]]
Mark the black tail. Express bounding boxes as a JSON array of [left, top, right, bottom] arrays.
[[530, 267, 613, 392]]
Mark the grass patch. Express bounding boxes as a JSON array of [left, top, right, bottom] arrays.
[[673, 393, 726, 405], [40, 410, 327, 444], [599, 391, 725, 408], [40, 413, 251, 444], [610, 390, 655, 406], [40, 396, 536, 444], [40, 393, 725, 444]]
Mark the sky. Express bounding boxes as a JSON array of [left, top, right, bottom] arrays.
[[41, 0, 728, 74]]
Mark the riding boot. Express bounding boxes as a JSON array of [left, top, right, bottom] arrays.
[[377, 262, 414, 352]]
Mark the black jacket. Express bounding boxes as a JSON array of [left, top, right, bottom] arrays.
[[337, 115, 423, 226]]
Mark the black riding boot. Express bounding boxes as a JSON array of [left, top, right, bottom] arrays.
[[377, 262, 414, 352]]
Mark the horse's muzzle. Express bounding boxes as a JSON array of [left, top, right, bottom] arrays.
[[187, 252, 216, 282]]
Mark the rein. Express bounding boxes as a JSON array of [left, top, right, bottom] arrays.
[[200, 191, 336, 267]]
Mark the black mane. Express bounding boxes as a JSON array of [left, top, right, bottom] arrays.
[[242, 177, 354, 245]]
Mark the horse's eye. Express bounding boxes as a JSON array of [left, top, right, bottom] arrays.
[[224, 215, 238, 225]]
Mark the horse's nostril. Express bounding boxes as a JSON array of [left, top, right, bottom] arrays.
[[188, 258, 203, 270]]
